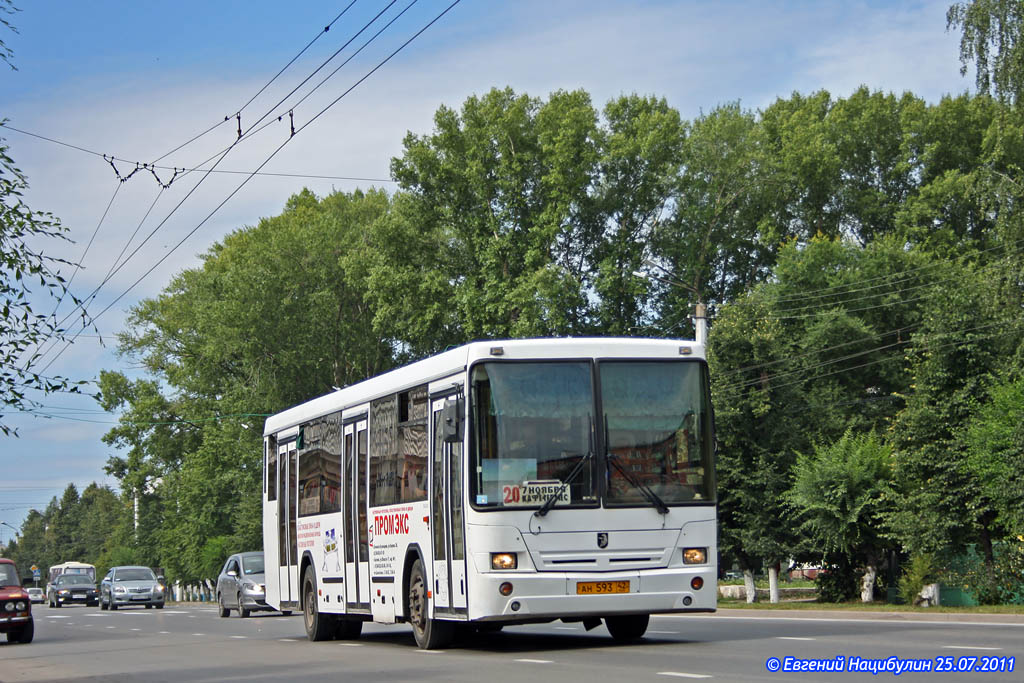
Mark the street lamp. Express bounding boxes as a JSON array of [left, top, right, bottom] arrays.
[[632, 264, 708, 346]]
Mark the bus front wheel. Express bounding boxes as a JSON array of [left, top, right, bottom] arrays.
[[408, 558, 454, 650], [303, 568, 334, 642], [605, 614, 649, 642]]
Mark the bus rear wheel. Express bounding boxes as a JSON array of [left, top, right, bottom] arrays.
[[303, 568, 334, 642], [605, 614, 649, 642], [408, 558, 454, 650]]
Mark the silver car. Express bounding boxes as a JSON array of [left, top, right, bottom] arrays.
[[99, 566, 165, 610], [216, 552, 278, 617]]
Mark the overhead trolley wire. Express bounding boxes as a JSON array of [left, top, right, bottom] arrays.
[[34, 0, 464, 378], [31, 4, 424, 376], [0, 124, 392, 184], [149, 1, 362, 165]]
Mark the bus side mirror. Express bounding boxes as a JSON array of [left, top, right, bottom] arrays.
[[442, 400, 463, 443]]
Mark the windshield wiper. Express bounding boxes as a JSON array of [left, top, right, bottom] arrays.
[[534, 450, 593, 518], [534, 415, 594, 518], [604, 414, 669, 515]]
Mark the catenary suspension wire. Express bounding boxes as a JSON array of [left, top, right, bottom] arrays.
[[36, 0, 464, 377], [149, 2, 362, 164]]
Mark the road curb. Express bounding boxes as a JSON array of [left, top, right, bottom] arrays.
[[708, 607, 1024, 624]]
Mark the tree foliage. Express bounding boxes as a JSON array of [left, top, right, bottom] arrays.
[[1, 137, 92, 435], [77, 84, 1024, 594], [948, 0, 1024, 105]]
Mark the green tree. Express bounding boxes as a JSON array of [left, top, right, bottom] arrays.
[[788, 430, 893, 602], [948, 0, 1024, 105], [1, 138, 91, 435], [964, 376, 1024, 537], [389, 87, 601, 341]]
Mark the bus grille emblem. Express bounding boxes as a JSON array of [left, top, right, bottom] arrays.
[[597, 532, 608, 548]]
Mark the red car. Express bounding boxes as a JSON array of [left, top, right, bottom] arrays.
[[0, 558, 34, 643]]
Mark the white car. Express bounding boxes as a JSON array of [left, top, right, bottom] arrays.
[[26, 587, 45, 604]]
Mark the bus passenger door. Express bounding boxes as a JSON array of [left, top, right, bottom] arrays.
[[344, 419, 370, 612], [430, 399, 450, 612], [448, 410, 468, 611], [278, 441, 299, 606], [431, 395, 468, 614]]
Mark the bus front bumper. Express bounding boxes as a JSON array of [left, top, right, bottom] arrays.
[[471, 568, 716, 620]]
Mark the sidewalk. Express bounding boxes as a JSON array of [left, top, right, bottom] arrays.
[[710, 607, 1024, 624]]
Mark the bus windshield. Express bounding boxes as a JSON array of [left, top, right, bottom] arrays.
[[470, 359, 715, 510], [601, 360, 715, 504], [471, 361, 596, 509]]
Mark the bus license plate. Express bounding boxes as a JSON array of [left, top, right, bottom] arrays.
[[576, 581, 630, 595]]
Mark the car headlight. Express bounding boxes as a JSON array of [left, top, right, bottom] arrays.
[[59, 589, 70, 595], [156, 583, 165, 593], [241, 582, 257, 592], [682, 547, 708, 565], [4, 601, 13, 611], [16, 601, 26, 610], [114, 585, 127, 594], [490, 552, 518, 570]]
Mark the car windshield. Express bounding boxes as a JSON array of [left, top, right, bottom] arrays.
[[0, 564, 20, 587], [56, 575, 94, 587], [242, 555, 264, 575], [114, 568, 155, 582]]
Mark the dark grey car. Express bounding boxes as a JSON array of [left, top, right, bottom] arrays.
[[99, 566, 165, 610], [47, 574, 98, 607], [216, 552, 280, 617]]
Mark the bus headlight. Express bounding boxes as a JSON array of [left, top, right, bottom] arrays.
[[682, 548, 707, 565], [491, 553, 518, 570]]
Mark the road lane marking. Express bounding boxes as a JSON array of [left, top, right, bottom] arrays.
[[230, 636, 247, 639], [657, 673, 712, 679], [418, 650, 445, 654], [159, 631, 170, 634], [515, 659, 552, 664], [192, 633, 205, 636], [942, 645, 1002, 651], [279, 638, 298, 642], [555, 626, 577, 630], [106, 626, 116, 629], [45, 615, 71, 619], [343, 643, 363, 647], [777, 636, 815, 641], [131, 628, 141, 631]]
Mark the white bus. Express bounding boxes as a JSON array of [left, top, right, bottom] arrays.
[[262, 337, 716, 648]]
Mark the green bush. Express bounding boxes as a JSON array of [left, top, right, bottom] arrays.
[[942, 541, 1024, 605], [815, 555, 858, 602], [898, 553, 937, 605]]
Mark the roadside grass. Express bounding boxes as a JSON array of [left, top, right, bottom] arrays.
[[717, 597, 1024, 615]]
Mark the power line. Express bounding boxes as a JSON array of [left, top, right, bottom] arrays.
[[716, 318, 1023, 394], [0, 123, 392, 183], [36, 0, 464, 376], [12, 4, 421, 370]]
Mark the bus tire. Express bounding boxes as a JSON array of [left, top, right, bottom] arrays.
[[302, 567, 334, 642], [334, 618, 363, 640], [408, 558, 454, 650], [604, 614, 649, 642]]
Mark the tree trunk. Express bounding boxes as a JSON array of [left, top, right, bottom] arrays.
[[861, 563, 877, 603], [768, 563, 780, 603], [743, 569, 757, 603]]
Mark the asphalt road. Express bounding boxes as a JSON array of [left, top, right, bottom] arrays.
[[2, 605, 1022, 682]]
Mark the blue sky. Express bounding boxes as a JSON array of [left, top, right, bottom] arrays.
[[0, 0, 969, 538]]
